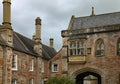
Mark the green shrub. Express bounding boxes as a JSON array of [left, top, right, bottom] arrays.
[[46, 77, 75, 84]]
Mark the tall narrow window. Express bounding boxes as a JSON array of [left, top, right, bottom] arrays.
[[41, 61, 44, 73], [11, 79, 17, 84], [70, 41, 76, 55], [95, 39, 104, 56], [29, 59, 34, 71], [29, 79, 34, 84], [117, 38, 120, 55], [77, 41, 85, 55], [12, 54, 18, 70]]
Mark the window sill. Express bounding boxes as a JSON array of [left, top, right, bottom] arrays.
[[12, 68, 18, 71], [95, 55, 104, 57], [29, 70, 34, 72], [41, 71, 44, 73], [52, 71, 58, 73], [69, 55, 86, 56]]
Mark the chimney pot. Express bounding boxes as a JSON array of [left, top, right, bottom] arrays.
[[35, 17, 41, 25]]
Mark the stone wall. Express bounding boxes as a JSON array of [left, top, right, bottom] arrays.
[[12, 50, 38, 84], [67, 31, 120, 84], [0, 46, 3, 84]]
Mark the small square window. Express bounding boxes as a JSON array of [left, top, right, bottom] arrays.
[[52, 63, 58, 72], [87, 48, 91, 54]]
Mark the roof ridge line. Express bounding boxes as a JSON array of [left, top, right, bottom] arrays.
[[75, 11, 120, 19]]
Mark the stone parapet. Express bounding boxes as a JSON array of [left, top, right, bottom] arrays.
[[61, 24, 120, 37]]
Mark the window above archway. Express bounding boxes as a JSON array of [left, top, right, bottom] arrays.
[[68, 39, 86, 56]]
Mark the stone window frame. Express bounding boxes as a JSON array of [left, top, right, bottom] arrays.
[[52, 63, 58, 72], [95, 39, 105, 56], [117, 38, 120, 55], [12, 54, 18, 71], [11, 79, 17, 84], [29, 78, 34, 84], [29, 59, 34, 71], [68, 39, 86, 56]]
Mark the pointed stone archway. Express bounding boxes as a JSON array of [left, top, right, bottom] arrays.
[[71, 67, 103, 84], [76, 71, 101, 84]]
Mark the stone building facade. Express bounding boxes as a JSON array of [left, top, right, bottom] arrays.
[[61, 11, 120, 84], [0, 0, 56, 84], [0, 0, 120, 84]]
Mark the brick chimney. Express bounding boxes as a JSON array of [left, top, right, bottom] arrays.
[[50, 38, 54, 48], [34, 17, 42, 55]]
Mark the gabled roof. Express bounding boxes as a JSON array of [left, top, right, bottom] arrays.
[[70, 12, 120, 30], [0, 24, 56, 60], [13, 32, 57, 59]]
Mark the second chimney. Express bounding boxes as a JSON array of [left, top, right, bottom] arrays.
[[50, 38, 54, 48]]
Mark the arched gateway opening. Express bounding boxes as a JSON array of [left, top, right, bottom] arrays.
[[76, 71, 101, 84]]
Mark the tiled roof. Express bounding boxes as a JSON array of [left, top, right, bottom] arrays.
[[71, 12, 120, 29], [13, 32, 56, 59]]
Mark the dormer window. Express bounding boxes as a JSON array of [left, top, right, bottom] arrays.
[[69, 40, 85, 56], [95, 39, 104, 56]]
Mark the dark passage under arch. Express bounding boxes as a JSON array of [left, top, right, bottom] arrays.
[[76, 71, 101, 84]]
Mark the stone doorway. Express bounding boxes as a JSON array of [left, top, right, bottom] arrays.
[[76, 71, 101, 84]]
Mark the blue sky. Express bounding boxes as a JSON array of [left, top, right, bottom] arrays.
[[0, 0, 120, 51]]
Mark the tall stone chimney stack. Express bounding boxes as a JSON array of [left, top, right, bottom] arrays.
[[34, 17, 42, 84], [3, 0, 11, 27], [50, 38, 54, 48], [35, 17, 41, 40], [34, 17, 42, 55], [1, 1, 13, 84]]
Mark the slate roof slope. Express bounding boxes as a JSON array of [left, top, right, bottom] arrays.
[[13, 32, 56, 59], [70, 12, 120, 30], [0, 35, 8, 46], [0, 26, 10, 46]]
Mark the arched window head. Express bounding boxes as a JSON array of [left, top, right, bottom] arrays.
[[117, 38, 120, 55], [95, 39, 104, 56]]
